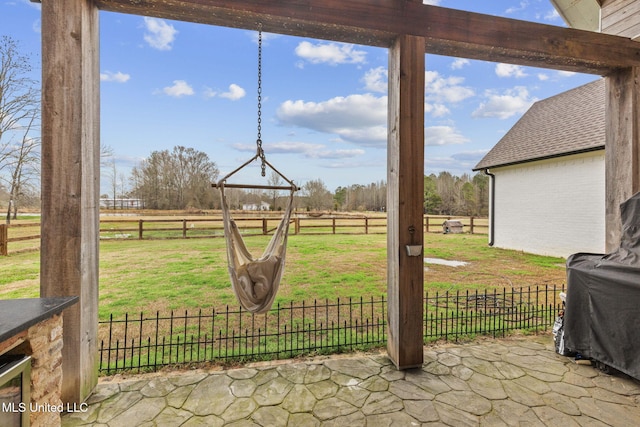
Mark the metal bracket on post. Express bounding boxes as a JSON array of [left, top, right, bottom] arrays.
[[405, 225, 423, 257]]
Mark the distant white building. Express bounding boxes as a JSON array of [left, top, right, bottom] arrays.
[[100, 198, 144, 209], [242, 201, 270, 211], [474, 79, 605, 258]]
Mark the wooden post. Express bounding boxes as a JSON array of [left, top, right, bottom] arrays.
[[605, 68, 640, 251], [40, 0, 100, 403], [387, 34, 425, 369], [139, 219, 144, 239], [183, 219, 187, 238], [0, 224, 7, 256]]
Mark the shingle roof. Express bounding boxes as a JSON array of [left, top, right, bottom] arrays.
[[473, 78, 604, 171]]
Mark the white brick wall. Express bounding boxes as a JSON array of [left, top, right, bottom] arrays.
[[491, 150, 605, 258]]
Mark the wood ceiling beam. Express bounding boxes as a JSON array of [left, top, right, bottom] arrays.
[[420, 4, 631, 75], [93, 0, 640, 75]]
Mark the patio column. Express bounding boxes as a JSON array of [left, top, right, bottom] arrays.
[[605, 68, 640, 251], [41, 0, 100, 403], [387, 34, 425, 369]]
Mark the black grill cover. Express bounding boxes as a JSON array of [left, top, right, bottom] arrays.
[[565, 192, 640, 380]]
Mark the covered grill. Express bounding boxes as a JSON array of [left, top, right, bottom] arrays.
[[564, 192, 640, 379]]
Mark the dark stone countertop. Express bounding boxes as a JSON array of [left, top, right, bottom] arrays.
[[0, 297, 79, 343]]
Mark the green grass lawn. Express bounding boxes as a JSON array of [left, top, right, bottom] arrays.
[[0, 233, 567, 321]]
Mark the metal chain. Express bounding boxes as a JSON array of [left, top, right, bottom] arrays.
[[256, 23, 266, 177]]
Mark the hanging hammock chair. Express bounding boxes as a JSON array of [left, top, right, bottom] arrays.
[[219, 183, 295, 314], [213, 25, 298, 314]]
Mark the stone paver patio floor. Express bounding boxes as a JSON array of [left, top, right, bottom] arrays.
[[62, 334, 640, 426]]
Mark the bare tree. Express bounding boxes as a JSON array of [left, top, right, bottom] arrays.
[[302, 179, 333, 211], [118, 172, 128, 199], [130, 146, 219, 210], [100, 144, 114, 164], [106, 156, 118, 208], [4, 112, 40, 222], [267, 171, 284, 210], [0, 36, 40, 222]]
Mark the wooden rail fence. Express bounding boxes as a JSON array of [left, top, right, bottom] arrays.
[[0, 215, 487, 255], [0, 223, 41, 256]]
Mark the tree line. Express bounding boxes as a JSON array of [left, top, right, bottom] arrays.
[[121, 145, 488, 216]]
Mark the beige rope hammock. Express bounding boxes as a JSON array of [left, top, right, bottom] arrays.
[[219, 184, 295, 314], [212, 25, 298, 314]]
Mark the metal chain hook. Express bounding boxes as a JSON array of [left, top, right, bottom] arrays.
[[256, 23, 266, 177]]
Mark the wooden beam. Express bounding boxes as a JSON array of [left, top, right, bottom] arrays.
[[92, 0, 640, 74], [41, 0, 100, 403], [605, 68, 640, 251], [387, 34, 425, 369], [420, 5, 636, 74]]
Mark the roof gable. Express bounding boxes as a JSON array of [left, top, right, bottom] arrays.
[[474, 79, 604, 171]]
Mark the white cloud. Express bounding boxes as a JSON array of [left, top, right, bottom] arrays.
[[450, 58, 470, 70], [425, 71, 474, 104], [295, 41, 367, 66], [277, 94, 387, 147], [233, 141, 321, 154], [143, 17, 178, 51], [505, 1, 529, 15], [423, 0, 441, 4], [425, 150, 489, 175], [425, 103, 450, 117], [203, 87, 217, 98], [472, 86, 536, 119], [363, 67, 387, 93], [425, 126, 469, 146], [323, 158, 385, 170], [336, 126, 388, 145], [425, 71, 474, 103], [557, 70, 576, 78], [495, 63, 528, 78], [248, 31, 280, 49], [266, 141, 325, 155], [544, 8, 561, 22], [232, 141, 365, 159], [306, 147, 366, 159], [100, 71, 130, 83], [452, 149, 490, 162], [219, 84, 246, 100], [536, 70, 577, 82], [163, 80, 194, 97]]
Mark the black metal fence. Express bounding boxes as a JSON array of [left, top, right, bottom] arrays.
[[98, 285, 563, 375]]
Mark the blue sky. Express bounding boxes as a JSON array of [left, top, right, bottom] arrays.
[[2, 0, 599, 193]]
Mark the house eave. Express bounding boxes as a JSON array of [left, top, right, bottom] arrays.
[[549, 0, 601, 32], [472, 145, 604, 171]]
